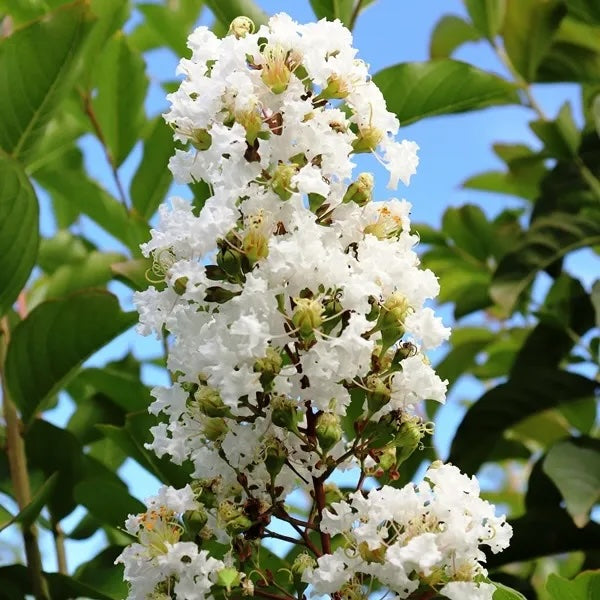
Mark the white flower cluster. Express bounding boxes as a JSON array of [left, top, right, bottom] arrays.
[[121, 13, 511, 600], [304, 463, 512, 600]]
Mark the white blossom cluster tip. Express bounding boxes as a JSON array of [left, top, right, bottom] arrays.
[[123, 12, 510, 600], [304, 463, 512, 600]]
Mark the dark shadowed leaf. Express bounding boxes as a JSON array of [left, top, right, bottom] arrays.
[[565, 0, 600, 25], [5, 290, 137, 422], [503, 0, 567, 82], [0, 0, 94, 162], [0, 157, 39, 317], [448, 369, 597, 474], [374, 60, 518, 125]]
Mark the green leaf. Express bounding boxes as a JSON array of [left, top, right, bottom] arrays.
[[537, 41, 600, 83], [0, 0, 94, 162], [131, 117, 174, 220], [559, 397, 597, 434], [5, 290, 137, 423], [29, 251, 124, 308], [0, 472, 59, 532], [592, 280, 600, 328], [0, 157, 39, 317], [543, 439, 600, 527], [492, 581, 528, 600], [503, 0, 567, 82], [75, 479, 144, 528], [546, 571, 600, 600], [204, 0, 268, 29], [92, 33, 148, 167], [442, 204, 494, 262], [131, 1, 204, 57], [566, 0, 600, 25], [429, 15, 481, 59], [464, 0, 506, 39], [491, 213, 600, 311], [373, 60, 518, 126], [111, 257, 155, 291], [309, 0, 360, 27], [448, 369, 597, 474], [530, 102, 581, 160], [462, 169, 543, 201], [74, 546, 128, 599], [37, 231, 92, 273]]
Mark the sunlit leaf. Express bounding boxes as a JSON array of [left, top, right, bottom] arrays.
[[429, 15, 481, 59], [546, 570, 600, 600], [464, 0, 505, 40]]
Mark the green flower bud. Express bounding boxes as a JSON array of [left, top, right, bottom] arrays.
[[218, 501, 253, 533], [261, 44, 292, 94], [315, 412, 342, 453], [228, 16, 255, 38], [173, 276, 188, 295], [191, 128, 212, 151], [183, 506, 208, 539], [377, 444, 397, 473], [191, 477, 220, 509], [254, 347, 283, 377], [291, 552, 316, 579], [194, 386, 231, 418], [352, 125, 383, 153], [264, 435, 288, 479], [216, 567, 242, 592], [342, 172, 374, 206], [216, 244, 243, 280], [203, 417, 228, 442], [292, 297, 323, 338], [237, 107, 264, 144], [271, 163, 298, 200], [394, 417, 424, 465], [365, 374, 391, 413], [270, 394, 299, 431]]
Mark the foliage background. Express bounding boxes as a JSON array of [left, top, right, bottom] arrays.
[[0, 0, 599, 598]]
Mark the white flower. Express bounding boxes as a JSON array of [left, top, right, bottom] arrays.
[[440, 581, 496, 600]]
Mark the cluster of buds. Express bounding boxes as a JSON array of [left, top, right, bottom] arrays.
[[124, 12, 511, 600]]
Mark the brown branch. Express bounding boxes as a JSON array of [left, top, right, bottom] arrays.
[[52, 520, 68, 575], [1, 318, 50, 599]]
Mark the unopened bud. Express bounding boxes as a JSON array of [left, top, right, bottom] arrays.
[[271, 163, 298, 200], [194, 386, 231, 418], [216, 245, 243, 280], [191, 128, 212, 151], [229, 16, 254, 38], [218, 501, 252, 533], [217, 567, 242, 592], [264, 435, 288, 478], [352, 125, 383, 153], [254, 347, 282, 377], [394, 418, 424, 465], [377, 445, 397, 472], [315, 412, 342, 453], [183, 507, 208, 538], [203, 417, 228, 442], [292, 297, 323, 338], [270, 395, 299, 431], [343, 172, 374, 206], [380, 292, 410, 331], [366, 374, 391, 413], [173, 276, 188, 295]]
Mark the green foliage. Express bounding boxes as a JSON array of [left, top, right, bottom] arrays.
[[546, 571, 600, 600]]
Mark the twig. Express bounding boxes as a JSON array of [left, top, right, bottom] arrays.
[[1, 318, 50, 599], [52, 520, 68, 575]]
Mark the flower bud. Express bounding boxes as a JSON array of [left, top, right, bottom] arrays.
[[263, 435, 288, 479], [216, 244, 243, 280], [254, 347, 283, 390], [191, 477, 220, 509], [291, 552, 316, 579], [292, 297, 323, 338], [229, 16, 254, 38], [365, 374, 391, 413], [394, 417, 424, 466], [315, 412, 342, 453], [271, 163, 298, 200], [324, 483, 344, 505], [182, 506, 208, 539], [377, 444, 397, 473], [380, 292, 410, 331], [352, 125, 383, 153], [237, 107, 264, 144], [270, 394, 299, 431], [194, 386, 231, 418], [242, 227, 269, 264], [173, 276, 188, 295], [342, 172, 374, 206], [217, 501, 253, 533], [261, 44, 292, 94], [216, 567, 242, 592], [203, 417, 228, 442], [191, 128, 212, 151]]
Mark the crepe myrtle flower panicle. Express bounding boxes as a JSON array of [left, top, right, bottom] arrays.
[[124, 12, 511, 600]]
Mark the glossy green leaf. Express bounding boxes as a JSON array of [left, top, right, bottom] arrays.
[[492, 581, 528, 600], [543, 440, 600, 527], [131, 1, 204, 57], [530, 102, 580, 160], [75, 479, 144, 528], [536, 40, 600, 83], [448, 369, 597, 474], [0, 472, 59, 532], [566, 0, 600, 24], [92, 33, 148, 167], [204, 0, 268, 29], [503, 0, 566, 82], [0, 0, 94, 162], [74, 546, 128, 599], [462, 169, 543, 201], [373, 60, 518, 126], [0, 157, 39, 317], [491, 213, 600, 311], [429, 15, 481, 59], [546, 571, 600, 600], [5, 290, 137, 422], [131, 117, 174, 219], [464, 0, 505, 39], [442, 204, 494, 262], [560, 397, 597, 434]]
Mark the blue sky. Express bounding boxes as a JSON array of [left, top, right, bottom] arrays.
[[3, 0, 599, 574]]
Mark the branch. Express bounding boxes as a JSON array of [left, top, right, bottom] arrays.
[[52, 520, 68, 575], [1, 318, 50, 599]]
